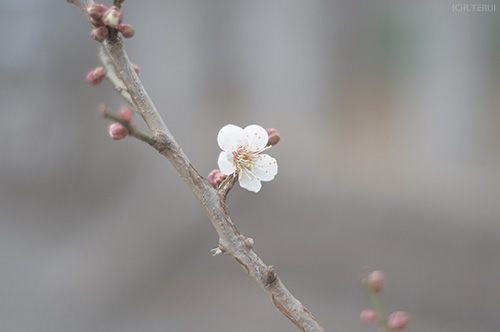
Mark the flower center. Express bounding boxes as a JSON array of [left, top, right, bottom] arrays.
[[233, 147, 256, 173], [231, 144, 272, 178]]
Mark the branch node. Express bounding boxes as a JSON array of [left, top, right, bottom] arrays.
[[152, 133, 169, 151], [264, 265, 277, 285], [243, 236, 254, 249]]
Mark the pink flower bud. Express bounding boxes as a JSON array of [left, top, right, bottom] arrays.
[[118, 23, 135, 38], [87, 4, 107, 20], [109, 122, 128, 140], [90, 26, 109, 42], [131, 63, 140, 75], [116, 0, 126, 5], [86, 67, 107, 86], [367, 270, 385, 293], [266, 128, 281, 146], [207, 169, 227, 188], [360, 309, 378, 324], [387, 311, 410, 330], [119, 106, 134, 122], [103, 6, 123, 29]]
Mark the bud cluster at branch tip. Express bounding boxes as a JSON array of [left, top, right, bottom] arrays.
[[207, 169, 227, 188], [86, 67, 107, 85], [86, 3, 136, 42]]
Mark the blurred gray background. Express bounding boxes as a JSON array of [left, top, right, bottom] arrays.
[[1, 1, 499, 331]]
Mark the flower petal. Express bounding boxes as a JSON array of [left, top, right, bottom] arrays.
[[252, 154, 278, 182], [217, 124, 244, 151], [238, 170, 262, 192], [217, 151, 235, 175], [242, 125, 268, 152]]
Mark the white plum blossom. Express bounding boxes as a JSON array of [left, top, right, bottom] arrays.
[[217, 124, 278, 192]]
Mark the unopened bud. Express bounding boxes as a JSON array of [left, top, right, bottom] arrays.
[[367, 270, 385, 293], [90, 26, 109, 42], [87, 4, 107, 20], [266, 128, 281, 146], [207, 169, 227, 188], [116, 0, 126, 5], [86, 67, 107, 86], [131, 63, 140, 75], [109, 122, 128, 140], [103, 6, 123, 29], [118, 24, 135, 38], [119, 106, 134, 122], [360, 309, 378, 324], [387, 311, 409, 330]]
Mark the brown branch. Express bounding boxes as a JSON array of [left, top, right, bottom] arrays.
[[68, 1, 326, 331]]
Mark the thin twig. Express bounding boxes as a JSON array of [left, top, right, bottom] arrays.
[[219, 175, 238, 201], [98, 48, 133, 106], [68, 1, 326, 331], [100, 105, 157, 145]]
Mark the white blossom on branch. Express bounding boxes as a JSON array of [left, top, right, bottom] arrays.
[[217, 124, 278, 192]]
